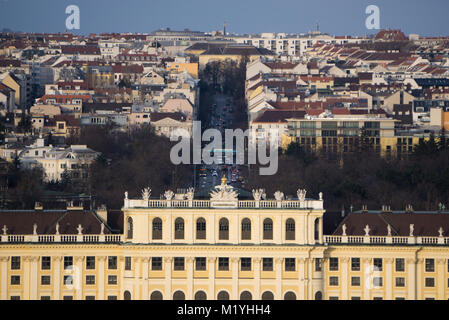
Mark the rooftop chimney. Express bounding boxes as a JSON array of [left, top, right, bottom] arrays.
[[34, 202, 43, 211], [96, 205, 107, 223]]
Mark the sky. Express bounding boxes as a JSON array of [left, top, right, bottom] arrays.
[[0, 0, 448, 37]]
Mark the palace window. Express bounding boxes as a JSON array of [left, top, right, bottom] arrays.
[[329, 258, 339, 271], [285, 218, 295, 240], [219, 218, 229, 240], [41, 275, 51, 285], [195, 257, 206, 271], [11, 256, 20, 270], [108, 256, 117, 270], [86, 256, 95, 270], [218, 258, 229, 271], [152, 218, 163, 240], [263, 258, 273, 271], [152, 257, 162, 270], [174, 218, 185, 240], [425, 259, 435, 272], [425, 278, 435, 287], [85, 275, 95, 285], [241, 218, 251, 240], [64, 257, 73, 270], [41, 257, 51, 270], [374, 258, 383, 271], [314, 218, 320, 241], [395, 258, 405, 272], [241, 258, 251, 271], [127, 217, 133, 239], [125, 257, 132, 270], [263, 218, 273, 240], [373, 277, 383, 287], [63, 275, 73, 285], [329, 276, 339, 286], [351, 277, 361, 286], [196, 218, 206, 240], [285, 258, 296, 271], [315, 259, 322, 272], [395, 277, 405, 287], [351, 258, 360, 271], [108, 275, 117, 285], [174, 257, 185, 271], [10, 275, 20, 285]]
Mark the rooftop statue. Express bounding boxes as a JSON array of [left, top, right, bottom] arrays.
[[210, 175, 238, 202], [185, 187, 195, 201], [274, 191, 284, 201], [141, 187, 151, 201], [252, 189, 264, 201], [164, 190, 174, 201], [297, 189, 307, 202]]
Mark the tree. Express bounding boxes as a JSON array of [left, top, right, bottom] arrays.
[[17, 114, 31, 133]]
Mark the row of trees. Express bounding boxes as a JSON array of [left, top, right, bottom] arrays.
[[1, 124, 192, 209], [73, 124, 193, 209], [246, 135, 449, 212]]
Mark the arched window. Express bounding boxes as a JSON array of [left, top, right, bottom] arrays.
[[261, 291, 274, 300], [174, 218, 184, 240], [217, 291, 230, 300], [286, 218, 295, 240], [127, 217, 133, 239], [240, 291, 252, 300], [196, 218, 206, 240], [219, 218, 229, 240], [284, 291, 297, 300], [263, 218, 273, 240], [315, 291, 322, 300], [152, 218, 162, 240], [150, 291, 163, 300], [194, 291, 207, 300], [173, 290, 185, 300], [124, 290, 131, 300], [314, 218, 320, 241], [241, 218, 251, 241]]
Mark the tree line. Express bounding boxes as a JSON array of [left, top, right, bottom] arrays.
[[2, 124, 192, 209], [246, 133, 449, 212]]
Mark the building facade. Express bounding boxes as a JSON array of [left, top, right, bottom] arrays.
[[1, 178, 449, 300]]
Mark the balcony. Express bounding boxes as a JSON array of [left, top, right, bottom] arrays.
[[1, 234, 123, 244], [125, 198, 324, 210], [323, 235, 449, 246]]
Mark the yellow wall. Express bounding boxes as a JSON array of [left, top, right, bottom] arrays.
[[166, 63, 199, 78], [443, 112, 449, 131]]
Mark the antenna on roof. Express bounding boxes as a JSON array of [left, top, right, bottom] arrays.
[[316, 22, 319, 32]]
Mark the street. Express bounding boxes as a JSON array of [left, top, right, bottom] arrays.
[[196, 93, 245, 194]]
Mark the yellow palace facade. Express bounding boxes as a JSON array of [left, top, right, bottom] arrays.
[[1, 178, 449, 300]]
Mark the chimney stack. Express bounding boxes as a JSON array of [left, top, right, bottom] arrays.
[[96, 205, 107, 223], [34, 202, 43, 211]]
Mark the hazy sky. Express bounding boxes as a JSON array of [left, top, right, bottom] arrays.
[[0, 0, 448, 37]]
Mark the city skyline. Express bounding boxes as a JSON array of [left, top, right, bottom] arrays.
[[0, 0, 449, 36]]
